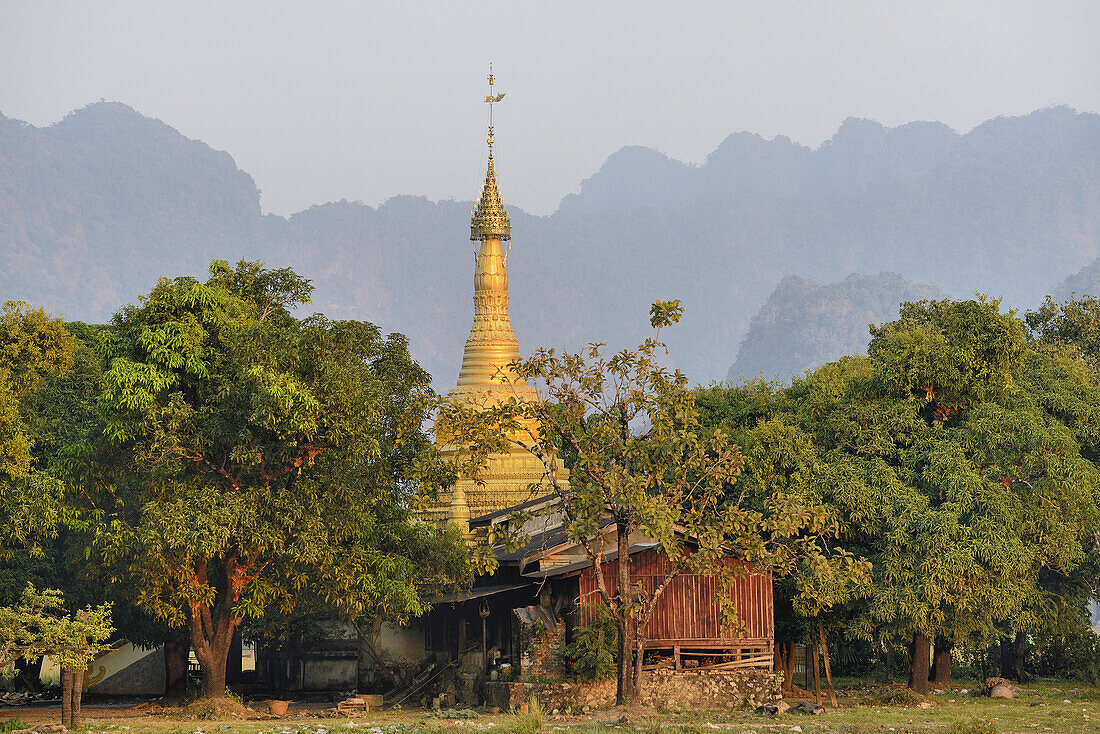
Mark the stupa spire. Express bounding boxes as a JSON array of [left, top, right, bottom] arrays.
[[471, 65, 511, 242], [432, 67, 568, 523], [451, 66, 534, 396]]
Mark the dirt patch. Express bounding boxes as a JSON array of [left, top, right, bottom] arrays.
[[177, 698, 257, 720]]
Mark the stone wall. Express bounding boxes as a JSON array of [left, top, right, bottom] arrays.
[[484, 668, 780, 712], [513, 606, 567, 678]]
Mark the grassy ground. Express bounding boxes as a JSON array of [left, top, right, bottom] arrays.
[[2, 680, 1097, 734]]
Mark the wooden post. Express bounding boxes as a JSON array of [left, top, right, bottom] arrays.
[[811, 638, 822, 706], [818, 619, 837, 708], [674, 645, 681, 671]]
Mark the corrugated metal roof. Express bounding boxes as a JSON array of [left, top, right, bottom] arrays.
[[432, 583, 531, 605]]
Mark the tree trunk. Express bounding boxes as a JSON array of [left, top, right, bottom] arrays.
[[908, 632, 931, 695], [614, 520, 635, 706], [811, 638, 822, 705], [818, 620, 837, 707], [633, 631, 645, 695], [999, 633, 1027, 681], [930, 637, 952, 686], [61, 669, 73, 728], [356, 618, 403, 691], [187, 556, 250, 699], [200, 651, 229, 699], [774, 642, 795, 694], [72, 669, 84, 728], [615, 619, 633, 705], [883, 638, 893, 684], [165, 641, 189, 698]]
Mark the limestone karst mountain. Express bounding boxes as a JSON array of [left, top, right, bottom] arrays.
[[1, 102, 1098, 387], [728, 272, 943, 383]]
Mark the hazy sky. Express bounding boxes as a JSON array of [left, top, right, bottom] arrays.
[[2, 1, 1098, 216]]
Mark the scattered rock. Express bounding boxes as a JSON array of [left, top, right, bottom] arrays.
[[775, 700, 792, 714], [795, 701, 825, 714], [918, 701, 933, 709]]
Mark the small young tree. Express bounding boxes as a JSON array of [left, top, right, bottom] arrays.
[[440, 301, 842, 704], [0, 584, 112, 727]]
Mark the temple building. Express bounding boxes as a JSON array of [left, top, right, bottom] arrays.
[[429, 68, 568, 531], [408, 72, 776, 711]]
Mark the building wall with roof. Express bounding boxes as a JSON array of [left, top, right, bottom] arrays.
[[577, 549, 773, 653]]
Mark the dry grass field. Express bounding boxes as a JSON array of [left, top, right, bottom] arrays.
[[2, 680, 1098, 734]]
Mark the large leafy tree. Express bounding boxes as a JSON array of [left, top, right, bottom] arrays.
[[440, 301, 845, 705], [0, 302, 76, 554], [75, 260, 467, 699], [706, 297, 1100, 693]]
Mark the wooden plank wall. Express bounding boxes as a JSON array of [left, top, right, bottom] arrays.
[[577, 548, 774, 647]]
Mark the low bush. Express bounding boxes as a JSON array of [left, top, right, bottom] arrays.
[[950, 718, 998, 734], [875, 687, 925, 706], [565, 606, 618, 682]]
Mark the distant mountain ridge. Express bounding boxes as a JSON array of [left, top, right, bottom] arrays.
[[1, 102, 1098, 388], [729, 273, 944, 383]]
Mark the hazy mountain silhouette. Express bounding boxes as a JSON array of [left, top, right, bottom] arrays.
[[1053, 257, 1100, 301], [1, 102, 1097, 388], [729, 273, 943, 383]]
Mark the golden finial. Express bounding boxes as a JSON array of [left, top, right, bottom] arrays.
[[472, 64, 511, 242]]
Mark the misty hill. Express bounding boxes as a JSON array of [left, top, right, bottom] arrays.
[[728, 272, 943, 383], [1054, 257, 1100, 301], [1, 102, 1098, 388]]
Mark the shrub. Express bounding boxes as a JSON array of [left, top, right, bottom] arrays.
[[950, 718, 998, 734], [503, 697, 543, 734], [565, 606, 618, 682], [875, 687, 925, 706], [0, 718, 28, 734]]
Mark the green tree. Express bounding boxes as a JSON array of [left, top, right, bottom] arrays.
[[794, 298, 1099, 692], [0, 302, 76, 554], [440, 301, 843, 704], [702, 297, 1100, 693], [0, 584, 112, 727], [78, 260, 467, 700]]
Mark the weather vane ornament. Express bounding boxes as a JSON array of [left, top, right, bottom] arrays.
[[471, 65, 511, 242]]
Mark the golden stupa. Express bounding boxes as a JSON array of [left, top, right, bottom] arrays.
[[433, 68, 568, 531]]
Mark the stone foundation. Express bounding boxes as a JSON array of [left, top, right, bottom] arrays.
[[483, 668, 780, 712]]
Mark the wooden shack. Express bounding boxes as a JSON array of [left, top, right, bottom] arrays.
[[418, 503, 775, 680], [576, 548, 773, 668]]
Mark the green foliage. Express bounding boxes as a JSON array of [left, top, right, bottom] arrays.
[[565, 607, 619, 682], [0, 302, 79, 559], [0, 718, 28, 733], [60, 259, 468, 697], [0, 300, 75, 479], [701, 295, 1100, 693], [440, 302, 849, 703], [1031, 630, 1100, 683], [0, 584, 112, 671], [502, 698, 543, 734], [950, 719, 999, 734], [1027, 294, 1100, 371], [876, 687, 925, 706]]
